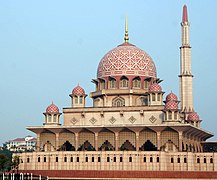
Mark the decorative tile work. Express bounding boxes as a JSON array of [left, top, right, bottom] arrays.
[[149, 82, 162, 92], [71, 117, 78, 125], [166, 92, 178, 102], [164, 101, 178, 110], [46, 102, 59, 113], [149, 115, 157, 123], [128, 116, 136, 124], [72, 85, 85, 95], [109, 117, 116, 124], [97, 45, 157, 78], [187, 112, 199, 121], [89, 117, 97, 124]]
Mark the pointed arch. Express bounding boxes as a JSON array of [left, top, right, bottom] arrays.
[[139, 128, 157, 148], [140, 140, 157, 151], [78, 129, 95, 150], [108, 76, 116, 89], [112, 96, 125, 107], [119, 128, 136, 150], [98, 128, 115, 151], [120, 76, 129, 88], [59, 141, 75, 151], [132, 76, 141, 88]]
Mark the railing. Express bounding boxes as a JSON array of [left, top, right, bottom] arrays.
[[1, 173, 48, 180]]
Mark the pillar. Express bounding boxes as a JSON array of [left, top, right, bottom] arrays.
[[75, 133, 79, 151], [55, 133, 59, 150], [115, 132, 119, 151], [178, 131, 183, 152], [95, 132, 98, 151], [136, 132, 140, 151], [36, 133, 41, 151], [157, 132, 161, 150]]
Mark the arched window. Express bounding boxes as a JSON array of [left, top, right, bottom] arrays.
[[132, 77, 141, 88], [79, 97, 83, 104], [53, 115, 56, 122], [152, 94, 156, 101], [99, 79, 105, 90], [144, 80, 150, 89], [157, 93, 161, 101], [120, 76, 129, 88], [168, 111, 172, 119], [48, 115, 52, 122], [174, 112, 178, 120], [75, 96, 78, 104], [108, 78, 116, 89], [112, 97, 125, 107]]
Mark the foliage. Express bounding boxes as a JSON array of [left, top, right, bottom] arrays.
[[11, 155, 20, 172], [0, 148, 12, 172]]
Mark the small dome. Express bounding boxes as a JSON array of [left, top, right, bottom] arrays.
[[166, 92, 178, 102], [97, 43, 157, 79], [72, 85, 85, 95], [46, 102, 59, 113], [164, 101, 178, 110], [187, 112, 199, 121], [149, 83, 162, 92]]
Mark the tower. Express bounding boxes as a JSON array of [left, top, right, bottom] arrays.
[[70, 85, 87, 108], [179, 5, 194, 112], [43, 102, 61, 125]]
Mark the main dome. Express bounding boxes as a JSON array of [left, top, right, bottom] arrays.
[[97, 43, 157, 79]]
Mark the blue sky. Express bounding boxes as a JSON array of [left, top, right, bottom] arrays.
[[0, 1, 217, 145]]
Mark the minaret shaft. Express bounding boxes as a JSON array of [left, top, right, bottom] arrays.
[[179, 5, 193, 112]]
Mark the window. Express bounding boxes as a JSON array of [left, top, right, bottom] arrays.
[[184, 157, 187, 163], [157, 93, 161, 101], [70, 157, 73, 162], [177, 157, 180, 163], [144, 157, 146, 162], [75, 96, 78, 104], [77, 157, 79, 162], [152, 94, 156, 101], [98, 157, 101, 162], [210, 158, 213, 163], [197, 158, 200, 163], [171, 157, 174, 163], [100, 81, 105, 90], [112, 97, 125, 107], [204, 158, 206, 163], [107, 157, 110, 162], [109, 79, 116, 89], [48, 115, 52, 122], [86, 157, 88, 162], [133, 78, 141, 88], [27, 158, 30, 163], [174, 112, 178, 120], [150, 157, 153, 163], [120, 77, 129, 88], [79, 97, 83, 104], [92, 157, 94, 162], [64, 157, 67, 162], [157, 157, 160, 163], [53, 115, 56, 122], [44, 157, 46, 162], [144, 80, 150, 89], [114, 157, 116, 162], [168, 111, 172, 119], [129, 157, 132, 162], [38, 157, 40, 162], [120, 157, 123, 162], [56, 157, 58, 162]]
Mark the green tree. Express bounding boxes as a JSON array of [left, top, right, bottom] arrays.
[[12, 156, 20, 173], [0, 154, 7, 172]]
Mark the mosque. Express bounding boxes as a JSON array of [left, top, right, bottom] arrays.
[[17, 5, 217, 179]]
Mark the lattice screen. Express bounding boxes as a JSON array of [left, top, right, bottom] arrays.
[[161, 128, 179, 147], [59, 132, 75, 147], [139, 129, 157, 147]]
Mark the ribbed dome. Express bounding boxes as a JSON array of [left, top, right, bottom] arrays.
[[187, 112, 199, 121], [97, 43, 157, 79], [164, 101, 178, 110], [149, 83, 162, 92], [166, 92, 178, 102], [72, 85, 85, 96], [46, 102, 59, 113]]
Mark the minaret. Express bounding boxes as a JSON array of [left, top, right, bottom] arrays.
[[179, 5, 194, 112]]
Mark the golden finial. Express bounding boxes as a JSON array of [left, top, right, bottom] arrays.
[[124, 16, 129, 43]]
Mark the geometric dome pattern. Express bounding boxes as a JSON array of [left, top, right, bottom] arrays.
[[72, 85, 85, 96], [97, 43, 157, 79], [164, 101, 178, 110], [166, 92, 178, 102], [149, 82, 162, 92], [187, 112, 199, 121], [46, 102, 59, 113]]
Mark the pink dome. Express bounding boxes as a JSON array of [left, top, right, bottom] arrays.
[[72, 85, 85, 95], [187, 112, 199, 121], [149, 83, 162, 92], [46, 102, 59, 113], [166, 92, 178, 102], [164, 101, 178, 110], [97, 43, 157, 79]]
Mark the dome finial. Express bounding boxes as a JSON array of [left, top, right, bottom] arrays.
[[124, 16, 129, 43]]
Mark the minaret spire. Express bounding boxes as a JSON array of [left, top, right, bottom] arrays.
[[179, 5, 193, 112], [124, 16, 129, 43]]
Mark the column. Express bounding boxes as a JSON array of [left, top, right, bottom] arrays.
[[95, 132, 98, 151], [75, 133, 79, 151], [115, 132, 119, 151], [157, 132, 161, 151], [136, 132, 140, 151], [36, 133, 41, 151], [178, 132, 183, 152], [55, 133, 59, 150]]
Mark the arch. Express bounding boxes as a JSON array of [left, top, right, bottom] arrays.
[[140, 140, 157, 151], [108, 77, 116, 89], [136, 96, 149, 106], [120, 76, 129, 88], [43, 141, 55, 152], [160, 127, 179, 151], [40, 132, 55, 151], [139, 128, 157, 148], [77, 140, 95, 151], [160, 140, 178, 152], [94, 97, 103, 107], [78, 129, 95, 150], [132, 76, 141, 88], [59, 141, 75, 151], [98, 128, 115, 150], [112, 97, 125, 107], [59, 131, 75, 148], [144, 79, 150, 89], [99, 79, 106, 90], [119, 128, 136, 150]]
